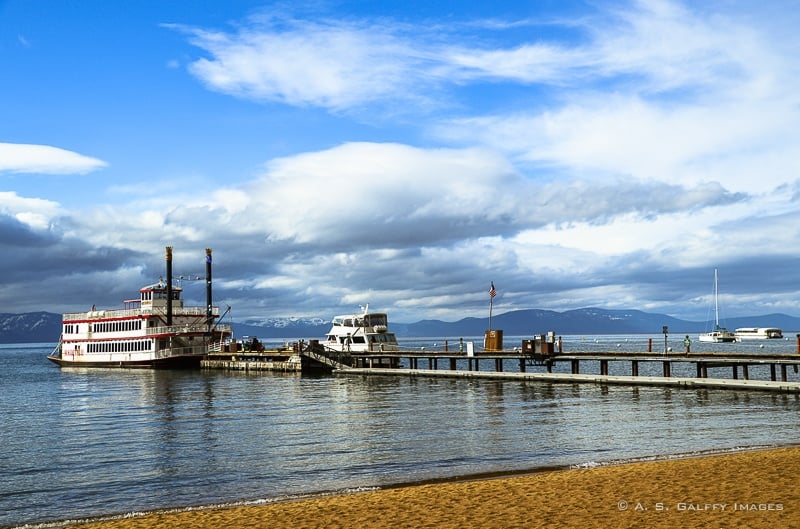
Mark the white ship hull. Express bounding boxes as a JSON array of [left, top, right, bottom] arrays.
[[734, 327, 783, 341]]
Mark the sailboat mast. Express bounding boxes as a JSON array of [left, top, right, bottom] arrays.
[[713, 268, 719, 330]]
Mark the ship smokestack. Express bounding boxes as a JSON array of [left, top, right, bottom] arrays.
[[166, 246, 173, 326], [205, 248, 213, 333]]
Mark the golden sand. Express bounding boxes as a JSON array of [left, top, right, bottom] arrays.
[[74, 447, 799, 529]]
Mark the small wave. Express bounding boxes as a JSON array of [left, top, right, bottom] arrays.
[[570, 461, 602, 469], [6, 487, 384, 529], [566, 443, 784, 471]]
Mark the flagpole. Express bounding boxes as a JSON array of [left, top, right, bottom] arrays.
[[489, 295, 493, 331], [488, 281, 495, 331]]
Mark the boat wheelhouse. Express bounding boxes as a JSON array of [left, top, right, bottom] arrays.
[[734, 327, 783, 341], [324, 306, 400, 353], [47, 247, 232, 368]]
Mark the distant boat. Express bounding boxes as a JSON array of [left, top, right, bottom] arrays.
[[734, 327, 783, 341], [698, 269, 736, 343]]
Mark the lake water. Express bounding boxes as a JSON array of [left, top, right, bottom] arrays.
[[2, 337, 800, 528]]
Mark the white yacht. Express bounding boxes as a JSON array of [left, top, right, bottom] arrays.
[[323, 306, 399, 353]]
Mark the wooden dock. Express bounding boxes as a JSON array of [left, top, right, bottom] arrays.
[[335, 366, 800, 393], [200, 338, 800, 393], [335, 349, 800, 393]]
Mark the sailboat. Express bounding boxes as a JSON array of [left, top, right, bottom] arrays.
[[698, 268, 736, 343]]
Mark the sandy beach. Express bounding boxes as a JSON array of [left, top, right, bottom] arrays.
[[71, 446, 800, 529]]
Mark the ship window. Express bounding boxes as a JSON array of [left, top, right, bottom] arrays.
[[366, 315, 386, 326], [352, 336, 366, 344]]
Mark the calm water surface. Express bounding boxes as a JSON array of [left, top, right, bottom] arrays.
[[2, 338, 800, 528]]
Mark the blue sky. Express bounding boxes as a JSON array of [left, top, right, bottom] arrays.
[[2, 0, 800, 325]]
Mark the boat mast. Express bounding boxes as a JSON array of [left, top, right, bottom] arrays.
[[713, 268, 719, 330]]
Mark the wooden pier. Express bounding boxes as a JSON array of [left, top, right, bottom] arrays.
[[200, 336, 800, 393], [335, 349, 800, 393]]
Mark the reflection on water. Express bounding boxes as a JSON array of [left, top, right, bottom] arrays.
[[1, 343, 799, 527]]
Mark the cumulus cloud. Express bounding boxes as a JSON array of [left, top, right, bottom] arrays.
[[0, 192, 61, 231], [248, 143, 523, 245], [0, 143, 107, 175]]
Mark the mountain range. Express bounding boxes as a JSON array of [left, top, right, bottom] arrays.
[[3, 308, 799, 344]]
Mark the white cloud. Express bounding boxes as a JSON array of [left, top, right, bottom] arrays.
[[238, 142, 525, 246], [0, 191, 61, 230], [438, 93, 798, 191], [176, 20, 432, 112], [0, 143, 107, 175], [438, 0, 770, 94], [431, 1, 800, 194]]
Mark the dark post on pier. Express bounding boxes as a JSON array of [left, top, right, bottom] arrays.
[[166, 246, 173, 326], [206, 248, 213, 333]]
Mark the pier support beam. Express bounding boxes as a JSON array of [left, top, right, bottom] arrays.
[[519, 359, 526, 373], [697, 362, 708, 378], [571, 360, 580, 374], [450, 358, 457, 370], [662, 361, 671, 377], [600, 360, 608, 376], [771, 364, 777, 381], [782, 365, 788, 382]]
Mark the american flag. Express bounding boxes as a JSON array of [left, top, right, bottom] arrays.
[[489, 282, 496, 298]]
